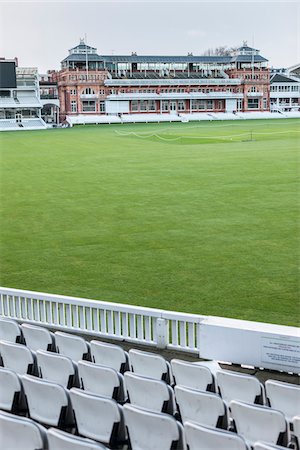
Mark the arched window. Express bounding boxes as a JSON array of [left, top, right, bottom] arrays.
[[82, 87, 95, 95]]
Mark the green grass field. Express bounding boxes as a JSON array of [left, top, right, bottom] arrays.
[[0, 119, 299, 326]]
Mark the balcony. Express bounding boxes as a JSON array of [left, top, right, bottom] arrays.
[[80, 93, 98, 99], [40, 94, 59, 100], [247, 92, 263, 97]]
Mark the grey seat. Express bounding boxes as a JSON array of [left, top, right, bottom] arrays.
[[171, 359, 216, 392], [90, 340, 129, 373], [21, 374, 74, 428], [70, 388, 126, 447], [124, 371, 176, 414], [0, 318, 22, 343], [37, 350, 79, 388], [123, 403, 185, 450], [0, 410, 48, 450], [230, 400, 289, 448], [175, 385, 228, 429], [0, 340, 37, 375], [216, 370, 265, 405], [21, 323, 55, 351], [55, 331, 91, 361], [78, 360, 126, 402], [0, 367, 26, 413], [184, 421, 250, 450], [47, 428, 109, 450], [265, 379, 300, 425], [293, 416, 300, 450], [129, 348, 172, 383]]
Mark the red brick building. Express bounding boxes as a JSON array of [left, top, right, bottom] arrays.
[[51, 40, 270, 122]]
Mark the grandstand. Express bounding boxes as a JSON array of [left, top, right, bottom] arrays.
[[0, 287, 299, 449], [0, 59, 47, 132]]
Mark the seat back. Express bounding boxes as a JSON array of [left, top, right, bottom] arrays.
[[184, 421, 248, 450], [129, 349, 171, 383], [175, 385, 227, 428], [0, 410, 47, 450], [217, 370, 264, 405], [0, 340, 36, 375], [55, 331, 90, 361], [265, 379, 300, 423], [90, 340, 128, 373], [37, 350, 79, 388], [124, 372, 175, 414], [123, 403, 184, 450], [70, 388, 125, 445], [293, 416, 300, 449], [0, 367, 22, 412], [21, 323, 55, 352], [171, 359, 215, 391], [0, 318, 22, 343], [47, 427, 109, 450], [230, 400, 288, 447], [78, 360, 124, 401], [21, 374, 73, 427]]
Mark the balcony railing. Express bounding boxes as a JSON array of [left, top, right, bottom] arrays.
[[40, 94, 59, 100]]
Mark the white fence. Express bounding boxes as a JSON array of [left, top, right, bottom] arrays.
[[0, 287, 299, 373]]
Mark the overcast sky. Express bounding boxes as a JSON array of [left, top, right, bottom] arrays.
[[0, 1, 299, 72]]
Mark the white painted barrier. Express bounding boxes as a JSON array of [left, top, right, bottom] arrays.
[[199, 316, 300, 373], [0, 287, 299, 372]]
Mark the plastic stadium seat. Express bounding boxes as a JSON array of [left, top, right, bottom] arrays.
[[265, 380, 300, 424], [90, 340, 129, 373], [0, 410, 48, 450], [0, 340, 37, 375], [70, 388, 126, 446], [175, 385, 228, 429], [129, 349, 172, 383], [55, 331, 91, 361], [123, 403, 185, 450], [0, 318, 22, 343], [21, 374, 74, 428], [253, 442, 289, 450], [0, 367, 26, 413], [293, 416, 300, 449], [216, 370, 265, 405], [37, 350, 79, 388], [184, 421, 249, 450], [47, 428, 109, 450], [171, 359, 216, 392], [21, 323, 55, 351], [78, 360, 126, 402], [124, 371, 176, 414], [230, 400, 289, 447]]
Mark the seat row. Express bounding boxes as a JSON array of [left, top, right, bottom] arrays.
[[1, 379, 300, 450]]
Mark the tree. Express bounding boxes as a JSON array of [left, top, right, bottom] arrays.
[[203, 46, 239, 56]]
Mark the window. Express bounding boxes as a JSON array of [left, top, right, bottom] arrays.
[[250, 86, 257, 93], [82, 100, 96, 112], [217, 100, 223, 110], [70, 89, 77, 95], [82, 87, 95, 95], [178, 100, 185, 111], [99, 101, 105, 112], [263, 98, 267, 109], [207, 100, 213, 110], [162, 100, 169, 111], [237, 99, 243, 111], [148, 100, 156, 111], [131, 101, 138, 112], [71, 101, 77, 112], [199, 100, 206, 110], [140, 101, 147, 111], [248, 99, 259, 109]]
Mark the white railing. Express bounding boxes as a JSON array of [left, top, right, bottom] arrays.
[[0, 287, 299, 372], [0, 287, 204, 353]]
